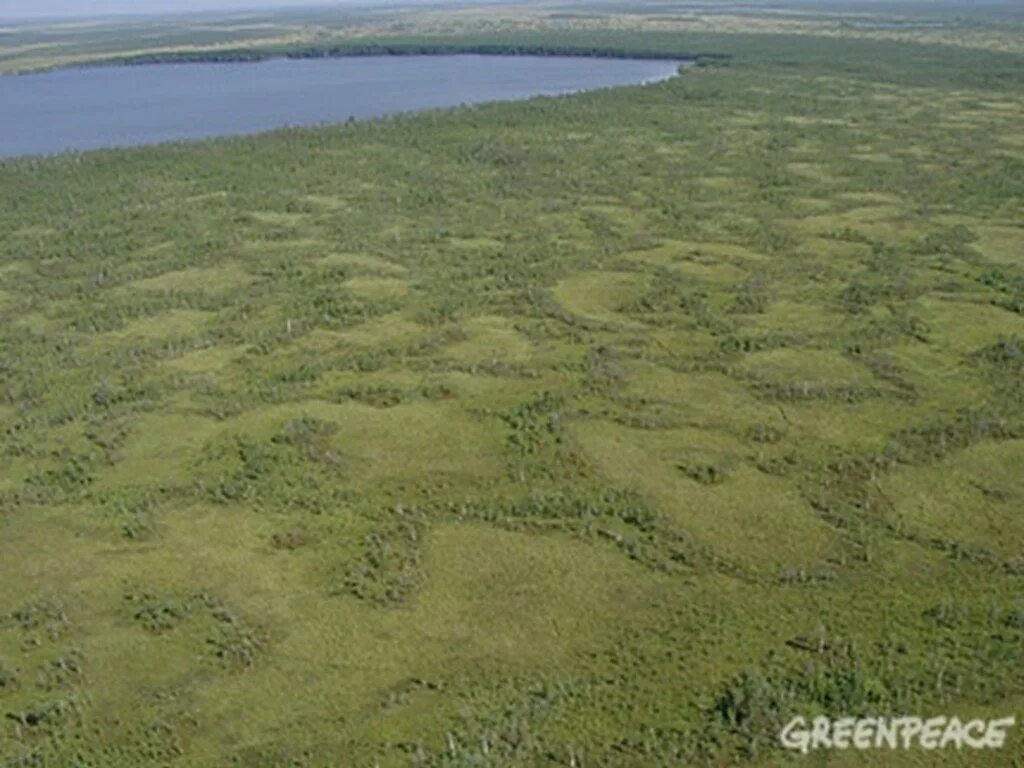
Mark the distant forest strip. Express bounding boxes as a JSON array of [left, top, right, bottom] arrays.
[[60, 30, 1024, 92], [110, 40, 711, 65]]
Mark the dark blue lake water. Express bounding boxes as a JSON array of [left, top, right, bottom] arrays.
[[0, 55, 681, 158]]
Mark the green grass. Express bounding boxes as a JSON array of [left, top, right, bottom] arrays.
[[0, 4, 1023, 766]]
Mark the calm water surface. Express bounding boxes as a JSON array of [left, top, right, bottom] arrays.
[[0, 55, 681, 158]]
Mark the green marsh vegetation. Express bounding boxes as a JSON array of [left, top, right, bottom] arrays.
[[1, 2, 1023, 765]]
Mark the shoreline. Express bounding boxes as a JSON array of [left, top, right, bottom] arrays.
[[0, 54, 687, 160], [0, 43, 721, 78]]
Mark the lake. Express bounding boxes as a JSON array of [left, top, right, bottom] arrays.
[[0, 55, 681, 158]]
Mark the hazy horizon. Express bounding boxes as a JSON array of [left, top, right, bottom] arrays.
[[1, 0, 1006, 22], [0, 0, 438, 21]]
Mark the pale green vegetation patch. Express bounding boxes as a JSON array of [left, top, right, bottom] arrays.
[[790, 196, 834, 215], [836, 191, 905, 206], [446, 236, 504, 253], [778, 399, 924, 454], [318, 251, 408, 275], [0, 457, 41, 493], [974, 224, 1024, 266], [677, 240, 766, 264], [101, 412, 222, 488], [422, 371, 563, 413], [572, 419, 841, 574], [621, 240, 691, 266], [124, 263, 251, 294], [916, 298, 1024, 355], [787, 161, 837, 183], [619, 363, 768, 432], [243, 209, 311, 228], [747, 299, 844, 336], [204, 400, 506, 490], [881, 440, 1024, 560], [414, 524, 662, 667], [667, 255, 751, 284], [332, 312, 425, 346], [102, 308, 213, 341], [579, 202, 652, 239], [302, 193, 349, 211], [552, 270, 648, 326], [693, 174, 742, 191], [9, 310, 61, 334], [345, 275, 412, 299], [238, 235, 326, 255], [443, 315, 533, 364], [884, 341, 992, 411], [739, 348, 874, 389], [163, 344, 247, 375]]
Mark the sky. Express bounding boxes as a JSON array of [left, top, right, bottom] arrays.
[[0, 0, 391, 20]]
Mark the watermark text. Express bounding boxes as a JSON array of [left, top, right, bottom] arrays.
[[780, 715, 1015, 753]]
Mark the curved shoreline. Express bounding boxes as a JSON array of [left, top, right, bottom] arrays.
[[0, 40, 718, 78], [0, 54, 686, 159]]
